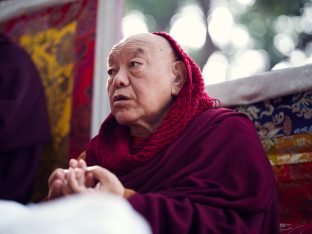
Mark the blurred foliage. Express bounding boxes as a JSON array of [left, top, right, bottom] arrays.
[[239, 0, 312, 68], [125, 0, 213, 67], [252, 0, 308, 16], [125, 0, 312, 70], [125, 0, 180, 31]]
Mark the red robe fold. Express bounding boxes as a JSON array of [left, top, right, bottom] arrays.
[[117, 108, 279, 234]]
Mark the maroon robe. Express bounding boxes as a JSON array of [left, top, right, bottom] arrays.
[[0, 32, 51, 203], [118, 108, 279, 233], [85, 32, 279, 233]]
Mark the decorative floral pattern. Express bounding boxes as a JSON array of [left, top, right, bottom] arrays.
[[232, 89, 312, 225], [233, 90, 312, 139], [262, 133, 312, 166], [232, 90, 312, 166]]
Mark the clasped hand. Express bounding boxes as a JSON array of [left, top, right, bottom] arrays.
[[48, 159, 124, 200]]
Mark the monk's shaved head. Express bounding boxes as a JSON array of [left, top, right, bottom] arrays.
[[108, 33, 177, 64], [106, 32, 187, 137]]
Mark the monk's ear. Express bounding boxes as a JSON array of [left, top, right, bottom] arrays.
[[172, 61, 187, 96]]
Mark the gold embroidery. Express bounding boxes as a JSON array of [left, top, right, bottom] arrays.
[[20, 22, 77, 149]]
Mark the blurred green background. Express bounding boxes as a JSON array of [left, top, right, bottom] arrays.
[[123, 0, 312, 84], [1, 0, 311, 84]]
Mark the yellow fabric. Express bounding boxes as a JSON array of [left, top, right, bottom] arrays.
[[20, 22, 77, 150], [262, 133, 312, 166]]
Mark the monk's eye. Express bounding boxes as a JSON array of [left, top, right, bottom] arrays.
[[129, 61, 141, 68], [107, 68, 116, 76]]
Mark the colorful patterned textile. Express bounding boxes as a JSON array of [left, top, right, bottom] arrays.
[[0, 0, 97, 200], [233, 90, 312, 139], [232, 90, 312, 225], [262, 133, 312, 166]]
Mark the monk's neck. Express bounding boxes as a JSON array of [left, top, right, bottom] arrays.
[[128, 108, 170, 137], [130, 126, 154, 138]]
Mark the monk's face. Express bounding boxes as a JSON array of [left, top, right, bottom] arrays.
[[107, 33, 178, 136]]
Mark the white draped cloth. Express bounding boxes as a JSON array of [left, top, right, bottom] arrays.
[[0, 194, 151, 234]]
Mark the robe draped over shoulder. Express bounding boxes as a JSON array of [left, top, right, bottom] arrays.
[[119, 108, 279, 234]]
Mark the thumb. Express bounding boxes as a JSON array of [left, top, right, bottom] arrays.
[[87, 166, 124, 196], [86, 166, 110, 183]]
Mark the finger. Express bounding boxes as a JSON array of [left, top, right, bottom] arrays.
[[94, 182, 101, 191], [85, 171, 96, 188], [74, 168, 85, 186], [66, 168, 85, 193], [78, 159, 87, 170], [69, 159, 78, 169], [48, 179, 63, 199], [48, 169, 66, 186], [62, 181, 72, 196], [87, 166, 110, 184], [87, 166, 124, 196]]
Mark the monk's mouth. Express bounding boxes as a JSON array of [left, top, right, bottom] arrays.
[[113, 94, 130, 102]]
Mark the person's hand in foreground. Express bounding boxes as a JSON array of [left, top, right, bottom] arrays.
[[48, 159, 135, 200], [66, 164, 125, 197], [47, 168, 68, 200], [48, 159, 88, 199]]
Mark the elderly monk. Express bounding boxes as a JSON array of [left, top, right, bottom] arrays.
[[48, 32, 279, 233]]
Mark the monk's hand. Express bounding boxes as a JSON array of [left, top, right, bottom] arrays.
[[66, 165, 125, 196], [59, 162, 125, 197], [65, 167, 89, 194], [68, 159, 96, 188], [87, 166, 125, 196], [64, 158, 94, 194], [68, 158, 87, 170]]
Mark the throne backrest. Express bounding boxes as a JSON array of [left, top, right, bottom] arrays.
[[205, 64, 312, 224]]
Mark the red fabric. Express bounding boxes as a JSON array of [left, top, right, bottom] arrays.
[[273, 162, 312, 224], [69, 0, 97, 158], [85, 32, 218, 175], [84, 32, 279, 233], [280, 223, 312, 233], [122, 108, 279, 233]]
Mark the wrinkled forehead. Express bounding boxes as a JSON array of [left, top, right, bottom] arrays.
[[107, 33, 176, 64], [108, 39, 150, 63]]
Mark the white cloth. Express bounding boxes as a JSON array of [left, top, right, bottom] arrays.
[[0, 194, 151, 234], [205, 64, 312, 106]]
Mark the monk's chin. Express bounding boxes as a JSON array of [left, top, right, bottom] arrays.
[[113, 113, 139, 126]]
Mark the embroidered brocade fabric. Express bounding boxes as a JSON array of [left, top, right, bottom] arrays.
[[232, 90, 312, 225]]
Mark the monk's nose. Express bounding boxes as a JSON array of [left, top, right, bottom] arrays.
[[113, 69, 130, 88]]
